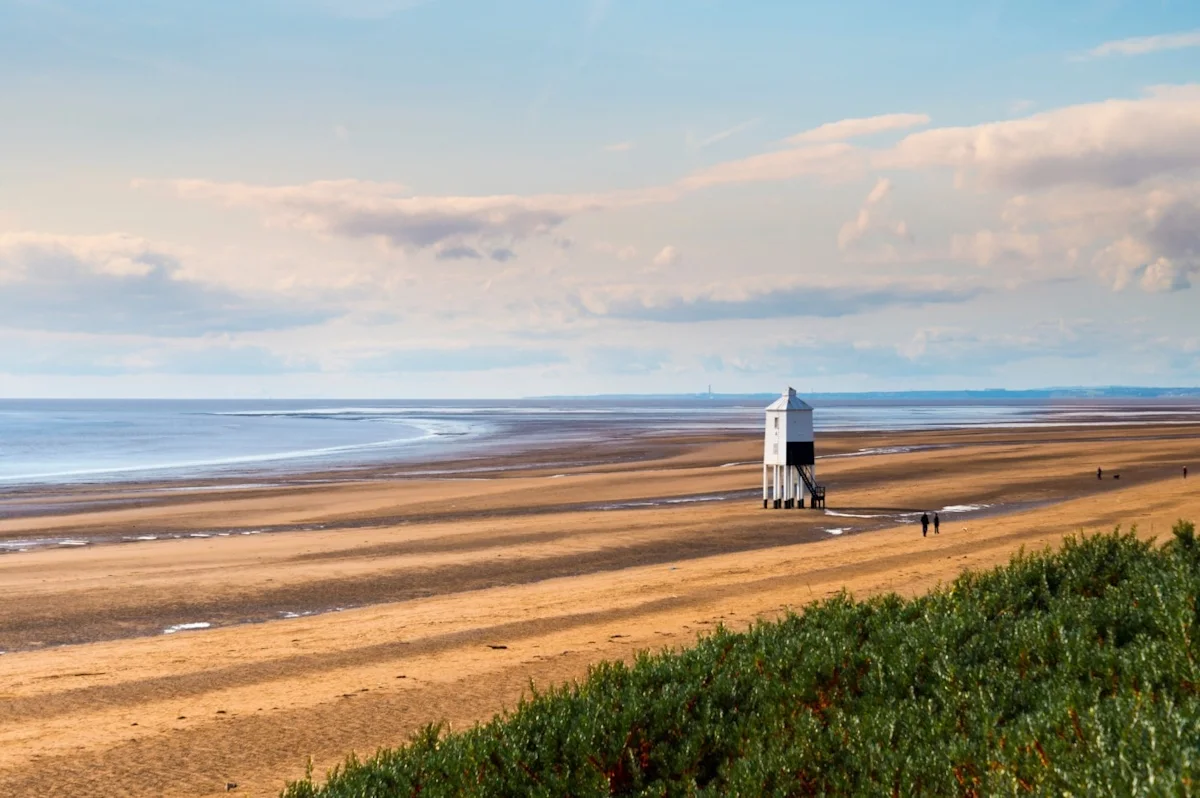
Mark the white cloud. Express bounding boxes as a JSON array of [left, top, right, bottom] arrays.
[[1135, 257, 1196, 293], [0, 231, 328, 335], [950, 229, 1043, 266], [603, 141, 634, 152], [578, 277, 986, 322], [877, 85, 1200, 190], [595, 241, 638, 261], [678, 142, 860, 189], [148, 85, 1200, 300], [0, 231, 175, 281], [334, 124, 351, 141], [1086, 30, 1200, 58], [651, 245, 680, 267], [837, 178, 911, 251], [785, 113, 930, 145]]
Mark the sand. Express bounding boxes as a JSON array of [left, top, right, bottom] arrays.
[[1, 424, 1198, 796]]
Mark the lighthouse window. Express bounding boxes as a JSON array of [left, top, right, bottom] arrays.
[[773, 417, 779, 429]]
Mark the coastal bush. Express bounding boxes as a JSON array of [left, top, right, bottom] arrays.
[[283, 522, 1200, 797]]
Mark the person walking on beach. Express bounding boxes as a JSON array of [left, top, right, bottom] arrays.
[[921, 512, 930, 537], [1186, 466, 1189, 480], [934, 512, 940, 535], [1097, 467, 1103, 480]]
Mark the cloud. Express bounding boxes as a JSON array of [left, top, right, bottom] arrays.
[[156, 178, 679, 253], [785, 113, 930, 145], [686, 118, 762, 151], [150, 85, 1200, 301], [352, 345, 566, 372], [958, 180, 1200, 291], [603, 141, 634, 152], [877, 85, 1200, 190], [435, 245, 483, 260], [578, 278, 985, 323], [773, 321, 1102, 378], [594, 241, 638, 261], [334, 124, 351, 141], [678, 142, 861, 190], [651, 245, 680, 267], [950, 229, 1043, 266], [1102, 196, 1200, 292], [490, 247, 517, 262], [1085, 30, 1200, 58], [848, 85, 1200, 293], [586, 347, 670, 375], [837, 178, 911, 250], [1132, 258, 1196, 293], [0, 232, 330, 336]]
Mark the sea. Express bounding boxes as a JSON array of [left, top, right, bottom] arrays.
[[2, 397, 1199, 488]]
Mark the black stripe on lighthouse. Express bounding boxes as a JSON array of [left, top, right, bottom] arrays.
[[785, 441, 815, 466]]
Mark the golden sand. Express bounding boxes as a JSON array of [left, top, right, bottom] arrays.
[[1, 425, 1198, 796]]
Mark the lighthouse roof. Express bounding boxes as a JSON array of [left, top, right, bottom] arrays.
[[765, 387, 812, 412]]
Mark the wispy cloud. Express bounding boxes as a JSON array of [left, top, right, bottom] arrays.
[[651, 245, 680, 267], [686, 118, 762, 151], [1084, 30, 1200, 58], [0, 232, 330, 336], [595, 241, 638, 261], [0, 334, 317, 377], [435, 245, 483, 261], [578, 278, 985, 323], [586, 346, 670, 375], [353, 345, 566, 372], [603, 141, 634, 153], [838, 178, 911, 250], [152, 178, 680, 254], [678, 142, 861, 189], [785, 113, 930, 145]]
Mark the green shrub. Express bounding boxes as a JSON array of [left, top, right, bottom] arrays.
[[284, 522, 1200, 797]]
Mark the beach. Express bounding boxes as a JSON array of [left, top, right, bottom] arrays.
[[2, 417, 1200, 796]]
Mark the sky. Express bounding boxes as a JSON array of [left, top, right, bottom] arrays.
[[1, 0, 1199, 398]]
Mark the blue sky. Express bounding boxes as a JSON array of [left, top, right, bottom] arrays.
[[1, 0, 1199, 397]]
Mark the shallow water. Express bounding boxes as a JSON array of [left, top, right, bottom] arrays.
[[2, 397, 1197, 488]]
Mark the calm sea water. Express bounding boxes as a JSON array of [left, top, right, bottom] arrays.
[[1, 398, 1198, 487]]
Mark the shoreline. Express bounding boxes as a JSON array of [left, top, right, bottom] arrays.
[[5, 419, 1199, 513], [4, 396, 1200, 495]]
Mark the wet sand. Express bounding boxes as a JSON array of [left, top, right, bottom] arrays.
[[2, 424, 1199, 796]]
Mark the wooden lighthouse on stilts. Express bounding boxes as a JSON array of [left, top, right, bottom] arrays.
[[763, 387, 825, 509]]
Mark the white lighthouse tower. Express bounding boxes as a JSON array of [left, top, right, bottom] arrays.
[[763, 387, 823, 509]]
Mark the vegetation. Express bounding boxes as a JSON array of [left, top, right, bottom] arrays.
[[284, 523, 1200, 797]]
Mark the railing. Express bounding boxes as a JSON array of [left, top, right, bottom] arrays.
[[798, 465, 826, 508]]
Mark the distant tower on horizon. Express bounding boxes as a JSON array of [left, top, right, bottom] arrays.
[[763, 387, 824, 509]]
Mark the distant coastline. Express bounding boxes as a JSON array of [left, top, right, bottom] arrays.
[[532, 387, 1200, 401]]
